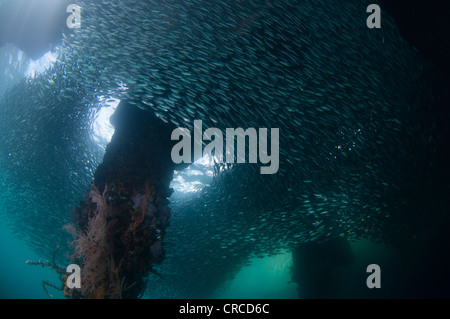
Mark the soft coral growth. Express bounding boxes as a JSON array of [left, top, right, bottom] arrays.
[[65, 186, 114, 298]]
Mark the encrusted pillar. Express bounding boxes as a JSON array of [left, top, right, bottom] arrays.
[[66, 101, 178, 299], [291, 238, 354, 298]]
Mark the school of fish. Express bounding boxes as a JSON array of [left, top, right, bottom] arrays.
[[0, 0, 439, 297]]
